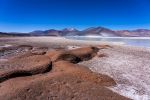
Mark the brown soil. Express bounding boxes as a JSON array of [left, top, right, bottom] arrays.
[[52, 61, 116, 86], [0, 72, 129, 100]]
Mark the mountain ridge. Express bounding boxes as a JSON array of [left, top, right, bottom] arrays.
[[1, 27, 150, 37]]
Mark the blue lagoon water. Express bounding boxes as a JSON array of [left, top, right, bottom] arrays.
[[66, 36, 150, 48]]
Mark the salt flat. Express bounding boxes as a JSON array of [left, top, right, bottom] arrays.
[[80, 45, 150, 100]]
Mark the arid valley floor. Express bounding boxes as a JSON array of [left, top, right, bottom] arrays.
[[0, 37, 150, 100]]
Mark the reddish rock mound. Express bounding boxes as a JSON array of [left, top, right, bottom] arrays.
[[46, 50, 81, 63], [45, 46, 99, 63], [69, 46, 99, 61], [31, 46, 48, 55], [0, 55, 52, 83], [0, 61, 130, 100], [0, 45, 130, 100]]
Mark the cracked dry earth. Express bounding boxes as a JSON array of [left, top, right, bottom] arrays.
[[0, 45, 130, 100]]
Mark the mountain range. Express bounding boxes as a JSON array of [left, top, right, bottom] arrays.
[[1, 27, 150, 37]]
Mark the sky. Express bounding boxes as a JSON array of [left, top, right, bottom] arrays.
[[0, 0, 150, 32]]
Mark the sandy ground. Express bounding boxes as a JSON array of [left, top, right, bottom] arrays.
[[0, 37, 150, 100]]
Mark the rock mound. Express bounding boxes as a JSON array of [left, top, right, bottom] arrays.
[[0, 45, 130, 100], [0, 61, 130, 100], [69, 46, 99, 61], [46, 50, 81, 63], [0, 55, 52, 83], [46, 46, 99, 63]]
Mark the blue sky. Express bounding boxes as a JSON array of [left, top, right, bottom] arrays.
[[0, 0, 150, 32]]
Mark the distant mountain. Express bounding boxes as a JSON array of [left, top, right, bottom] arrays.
[[1, 27, 150, 37], [62, 28, 78, 32], [30, 28, 80, 36], [30, 29, 62, 36], [61, 28, 80, 36], [81, 27, 120, 36], [0, 32, 30, 37], [30, 27, 120, 37], [116, 29, 150, 37]]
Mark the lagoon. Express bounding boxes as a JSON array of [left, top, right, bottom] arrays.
[[66, 36, 150, 48]]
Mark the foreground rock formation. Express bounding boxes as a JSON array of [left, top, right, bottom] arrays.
[[0, 45, 130, 100]]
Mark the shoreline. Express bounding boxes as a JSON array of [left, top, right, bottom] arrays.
[[0, 36, 138, 46], [1, 36, 150, 48], [66, 36, 150, 39]]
